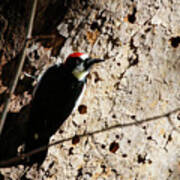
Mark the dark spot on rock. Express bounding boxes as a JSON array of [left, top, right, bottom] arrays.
[[112, 114, 116, 119], [101, 164, 106, 173], [94, 72, 102, 83], [105, 121, 108, 127], [116, 134, 120, 139], [147, 136, 152, 140], [87, 73, 91, 79], [104, 53, 109, 59], [128, 7, 137, 24], [90, 22, 99, 30], [72, 120, 78, 127], [28, 52, 33, 58], [109, 141, 119, 153], [101, 16, 107, 25], [148, 159, 152, 164], [78, 104, 87, 114], [84, 153, 89, 160], [114, 82, 120, 90], [129, 37, 139, 66], [72, 135, 80, 145], [101, 144, 106, 149], [122, 153, 128, 158], [111, 169, 117, 174], [48, 161, 55, 169], [131, 115, 136, 119], [69, 147, 74, 155], [137, 154, 146, 164], [84, 138, 88, 146], [141, 34, 146, 39], [111, 37, 121, 48], [127, 139, 131, 144], [45, 170, 50, 177], [59, 129, 64, 134], [85, 172, 92, 177], [177, 112, 180, 120], [117, 62, 121, 66], [128, 14, 136, 24], [34, 50, 40, 60], [142, 126, 146, 130], [60, 144, 64, 148], [145, 27, 151, 33], [128, 56, 139, 66], [170, 36, 180, 48], [76, 168, 83, 179], [167, 134, 172, 142]]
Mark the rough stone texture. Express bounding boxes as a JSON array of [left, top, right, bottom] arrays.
[[1, 0, 180, 179]]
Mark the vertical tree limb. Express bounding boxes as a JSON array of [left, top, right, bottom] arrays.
[[0, 0, 38, 135]]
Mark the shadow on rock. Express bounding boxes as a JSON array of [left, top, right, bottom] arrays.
[[0, 105, 30, 167]]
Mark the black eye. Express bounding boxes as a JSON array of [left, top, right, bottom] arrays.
[[75, 58, 81, 65]]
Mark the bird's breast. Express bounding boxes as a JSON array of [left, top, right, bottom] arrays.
[[72, 84, 86, 113]]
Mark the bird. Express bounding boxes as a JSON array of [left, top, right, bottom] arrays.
[[24, 52, 104, 166]]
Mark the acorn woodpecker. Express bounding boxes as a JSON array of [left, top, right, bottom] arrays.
[[24, 52, 104, 165]]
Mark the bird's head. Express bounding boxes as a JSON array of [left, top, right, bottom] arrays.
[[64, 52, 104, 81]]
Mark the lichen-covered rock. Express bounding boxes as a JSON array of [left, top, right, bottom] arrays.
[[0, 0, 180, 179]]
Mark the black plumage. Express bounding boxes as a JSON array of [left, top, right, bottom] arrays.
[[0, 53, 103, 167], [25, 64, 85, 165]]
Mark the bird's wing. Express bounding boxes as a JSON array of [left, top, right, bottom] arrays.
[[33, 64, 61, 97]]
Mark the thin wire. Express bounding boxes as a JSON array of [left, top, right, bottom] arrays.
[[0, 0, 38, 135], [0, 107, 179, 167]]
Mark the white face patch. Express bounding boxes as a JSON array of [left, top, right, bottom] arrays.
[[72, 55, 90, 81], [72, 69, 89, 81], [80, 54, 89, 61]]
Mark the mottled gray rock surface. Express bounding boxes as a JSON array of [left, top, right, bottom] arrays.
[[1, 0, 180, 179]]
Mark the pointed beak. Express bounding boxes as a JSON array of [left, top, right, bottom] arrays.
[[85, 58, 104, 70]]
